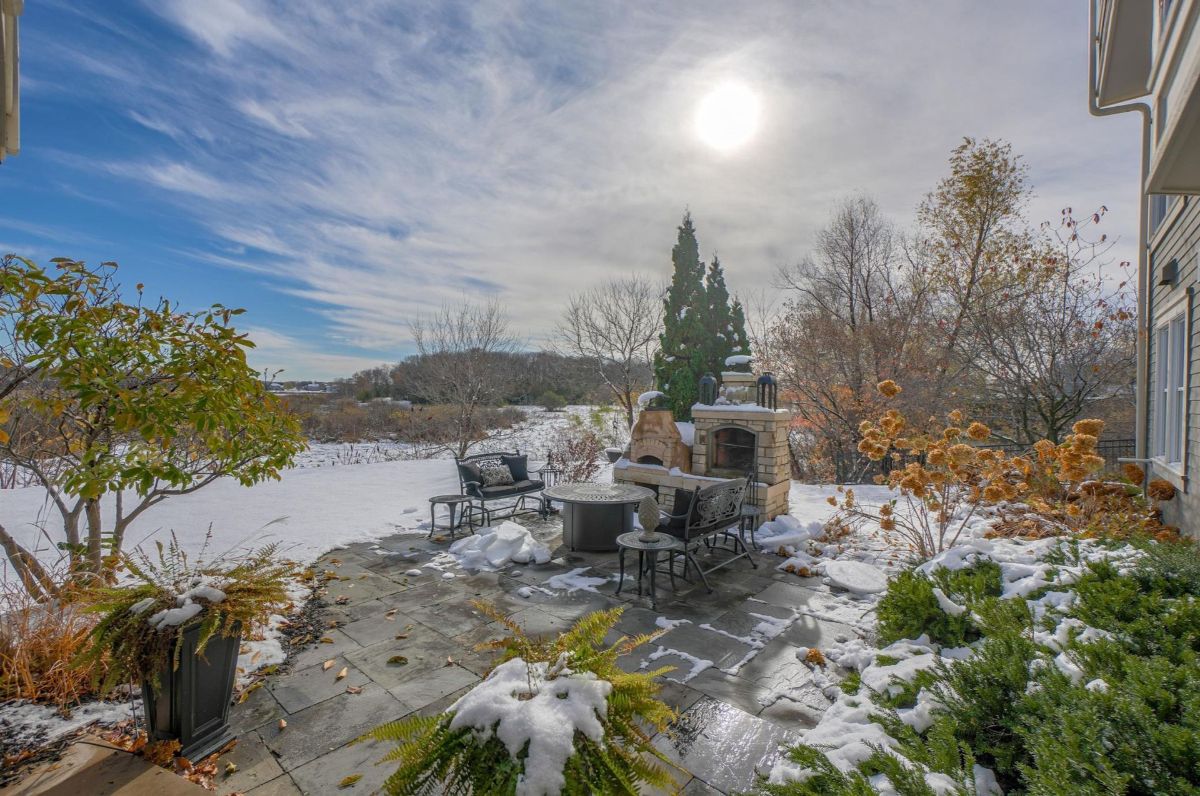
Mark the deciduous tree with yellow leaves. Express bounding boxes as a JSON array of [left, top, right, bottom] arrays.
[[0, 256, 304, 599]]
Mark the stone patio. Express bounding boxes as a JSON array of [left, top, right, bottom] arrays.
[[225, 512, 866, 795]]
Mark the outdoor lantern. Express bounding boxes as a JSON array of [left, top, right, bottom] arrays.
[[756, 372, 777, 409], [698, 372, 718, 405]]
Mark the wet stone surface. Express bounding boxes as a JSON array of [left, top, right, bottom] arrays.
[[230, 509, 867, 794]]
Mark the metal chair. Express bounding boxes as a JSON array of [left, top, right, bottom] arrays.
[[656, 478, 754, 593], [739, 461, 763, 549]]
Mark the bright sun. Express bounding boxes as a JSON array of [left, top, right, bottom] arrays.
[[694, 82, 761, 152]]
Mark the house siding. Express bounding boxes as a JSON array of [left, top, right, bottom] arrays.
[[1147, 195, 1200, 537]]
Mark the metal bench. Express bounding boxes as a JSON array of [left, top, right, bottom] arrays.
[[454, 450, 553, 525], [656, 477, 755, 592]]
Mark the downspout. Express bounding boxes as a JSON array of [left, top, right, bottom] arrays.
[[1088, 0, 1152, 461]]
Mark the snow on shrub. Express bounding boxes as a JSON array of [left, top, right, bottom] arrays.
[[363, 603, 678, 796]]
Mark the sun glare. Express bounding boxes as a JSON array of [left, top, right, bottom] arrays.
[[694, 82, 761, 152]]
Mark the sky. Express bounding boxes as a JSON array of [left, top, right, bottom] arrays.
[[2, 1, 1143, 380]]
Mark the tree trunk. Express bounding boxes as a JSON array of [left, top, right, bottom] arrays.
[[85, 498, 104, 572], [0, 523, 56, 600]]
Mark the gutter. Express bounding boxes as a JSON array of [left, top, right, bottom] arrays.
[[1088, 0, 1152, 462]]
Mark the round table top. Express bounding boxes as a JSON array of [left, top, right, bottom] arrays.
[[616, 531, 684, 551], [428, 494, 473, 504], [542, 482, 655, 505]]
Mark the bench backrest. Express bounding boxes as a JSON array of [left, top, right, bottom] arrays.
[[681, 478, 747, 541]]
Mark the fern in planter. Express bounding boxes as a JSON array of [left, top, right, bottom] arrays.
[[363, 603, 681, 795], [77, 532, 294, 693]]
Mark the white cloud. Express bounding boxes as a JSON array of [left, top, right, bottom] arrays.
[[241, 326, 387, 381], [74, 1, 1140, 376]]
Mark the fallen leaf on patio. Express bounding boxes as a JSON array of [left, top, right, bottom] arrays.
[[445, 656, 454, 666], [236, 682, 263, 703], [387, 656, 408, 666], [320, 636, 335, 643], [225, 762, 239, 775], [278, 719, 287, 731], [329, 558, 341, 566], [336, 666, 348, 680], [345, 685, 363, 694], [339, 774, 362, 788], [335, 595, 350, 605], [322, 659, 335, 671], [394, 633, 408, 640]]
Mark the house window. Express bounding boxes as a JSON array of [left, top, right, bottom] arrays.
[[1155, 313, 1188, 465], [710, 427, 755, 475], [1150, 194, 1178, 234]]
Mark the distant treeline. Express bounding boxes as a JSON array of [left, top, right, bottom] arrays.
[[336, 351, 651, 407]]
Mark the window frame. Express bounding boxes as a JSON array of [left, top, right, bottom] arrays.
[[1153, 288, 1191, 473]]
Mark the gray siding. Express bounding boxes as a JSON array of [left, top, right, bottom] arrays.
[[1147, 195, 1200, 537]]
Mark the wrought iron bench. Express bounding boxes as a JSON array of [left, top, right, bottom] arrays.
[[454, 450, 556, 526], [655, 477, 754, 592]]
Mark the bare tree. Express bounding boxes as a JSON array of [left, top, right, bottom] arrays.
[[408, 300, 521, 458], [556, 276, 662, 428], [966, 208, 1136, 444], [766, 196, 932, 481]]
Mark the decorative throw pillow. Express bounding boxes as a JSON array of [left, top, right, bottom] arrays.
[[479, 459, 515, 487], [501, 454, 529, 482], [457, 461, 482, 486], [667, 488, 696, 532]]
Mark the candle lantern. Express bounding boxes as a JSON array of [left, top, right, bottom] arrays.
[[698, 372, 718, 406], [756, 372, 778, 409]]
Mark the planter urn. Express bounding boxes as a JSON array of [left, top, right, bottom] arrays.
[[141, 620, 242, 761]]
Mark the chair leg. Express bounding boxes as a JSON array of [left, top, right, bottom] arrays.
[[616, 548, 626, 597], [687, 550, 713, 593], [739, 529, 758, 569]]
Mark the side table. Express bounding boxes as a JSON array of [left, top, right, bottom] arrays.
[[427, 494, 476, 541], [615, 531, 684, 610]]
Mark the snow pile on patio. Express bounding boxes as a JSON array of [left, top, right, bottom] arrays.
[[755, 513, 825, 552], [449, 522, 551, 571], [448, 654, 612, 796]]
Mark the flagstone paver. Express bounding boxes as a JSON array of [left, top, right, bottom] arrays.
[[229, 511, 869, 794]]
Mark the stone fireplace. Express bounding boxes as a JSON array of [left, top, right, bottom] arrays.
[[614, 371, 791, 519]]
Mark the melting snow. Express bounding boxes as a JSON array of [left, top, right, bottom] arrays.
[[544, 567, 608, 595]]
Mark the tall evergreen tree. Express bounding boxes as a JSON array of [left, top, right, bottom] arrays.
[[702, 255, 737, 376], [729, 297, 752, 370], [654, 212, 709, 420]]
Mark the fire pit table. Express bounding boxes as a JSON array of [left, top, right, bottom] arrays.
[[542, 482, 655, 552]]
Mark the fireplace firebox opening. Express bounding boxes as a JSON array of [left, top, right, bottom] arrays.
[[710, 426, 755, 477]]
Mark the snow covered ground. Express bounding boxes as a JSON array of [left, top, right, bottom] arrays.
[[0, 405, 622, 575], [293, 405, 620, 469]]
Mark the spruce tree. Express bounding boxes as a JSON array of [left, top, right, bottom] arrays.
[[729, 297, 752, 370], [702, 255, 737, 377], [654, 212, 709, 420]]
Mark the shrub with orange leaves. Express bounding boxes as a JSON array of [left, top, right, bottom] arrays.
[[834, 382, 1117, 559], [1147, 479, 1177, 502]]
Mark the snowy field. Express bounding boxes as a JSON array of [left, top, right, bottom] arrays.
[[0, 405, 616, 574], [293, 405, 615, 468]]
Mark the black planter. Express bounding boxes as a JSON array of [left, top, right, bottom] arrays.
[[141, 620, 241, 761]]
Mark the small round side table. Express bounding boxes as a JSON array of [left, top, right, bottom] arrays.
[[615, 531, 684, 610], [427, 494, 475, 541]]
